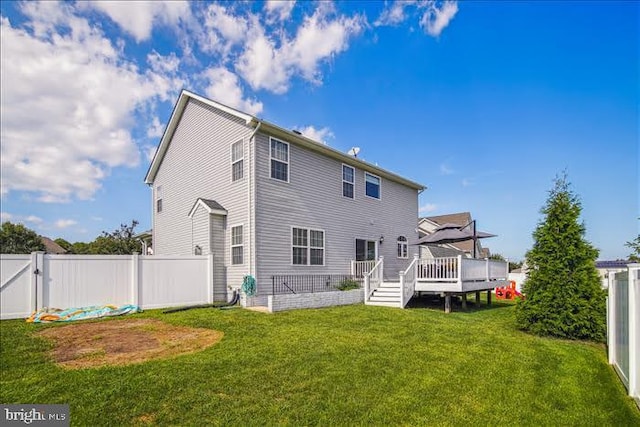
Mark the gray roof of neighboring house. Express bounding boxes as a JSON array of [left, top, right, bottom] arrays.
[[40, 236, 66, 254], [596, 260, 629, 270], [422, 212, 479, 255], [424, 244, 466, 258]]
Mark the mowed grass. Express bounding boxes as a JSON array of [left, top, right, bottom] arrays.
[[1, 298, 638, 426]]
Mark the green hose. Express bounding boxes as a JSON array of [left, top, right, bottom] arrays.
[[242, 275, 256, 296]]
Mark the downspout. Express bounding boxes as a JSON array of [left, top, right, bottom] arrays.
[[247, 120, 262, 278]]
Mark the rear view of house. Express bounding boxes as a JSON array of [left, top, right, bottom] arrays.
[[145, 90, 425, 306]]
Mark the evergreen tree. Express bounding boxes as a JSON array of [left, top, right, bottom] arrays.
[[515, 174, 606, 341], [0, 221, 46, 254]]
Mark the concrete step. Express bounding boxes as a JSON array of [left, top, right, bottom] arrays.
[[369, 295, 401, 303], [365, 300, 401, 307]]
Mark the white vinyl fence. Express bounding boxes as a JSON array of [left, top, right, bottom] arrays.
[[608, 263, 639, 406], [1, 252, 214, 320]]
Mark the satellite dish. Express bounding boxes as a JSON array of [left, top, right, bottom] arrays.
[[347, 147, 360, 157]]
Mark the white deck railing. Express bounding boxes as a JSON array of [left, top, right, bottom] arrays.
[[351, 260, 376, 278], [416, 256, 508, 283], [363, 257, 383, 299], [400, 255, 420, 308]]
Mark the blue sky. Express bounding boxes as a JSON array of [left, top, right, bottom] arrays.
[[0, 1, 637, 261]]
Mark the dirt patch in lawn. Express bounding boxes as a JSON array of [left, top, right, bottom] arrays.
[[38, 319, 223, 369]]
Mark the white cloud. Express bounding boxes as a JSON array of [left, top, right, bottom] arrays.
[[236, 5, 364, 93], [55, 219, 77, 229], [143, 144, 158, 163], [147, 116, 164, 138], [462, 178, 472, 187], [0, 3, 181, 202], [201, 3, 250, 57], [1, 212, 13, 222], [375, 0, 417, 26], [24, 215, 44, 224], [376, 1, 458, 37], [0, 212, 44, 224], [84, 1, 191, 42], [420, 1, 458, 37], [419, 203, 438, 214], [264, 1, 296, 23], [298, 126, 334, 144], [203, 67, 263, 115], [440, 163, 454, 175]]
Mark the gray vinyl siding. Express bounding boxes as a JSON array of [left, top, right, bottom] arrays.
[[152, 98, 253, 291], [254, 133, 419, 293], [210, 215, 227, 301], [191, 205, 210, 254]]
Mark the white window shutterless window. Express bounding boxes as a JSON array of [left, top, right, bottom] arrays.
[[270, 138, 289, 182], [231, 140, 243, 181], [156, 185, 163, 213], [342, 165, 354, 199], [231, 225, 243, 265], [397, 236, 408, 259], [292, 227, 324, 265], [365, 172, 381, 199]]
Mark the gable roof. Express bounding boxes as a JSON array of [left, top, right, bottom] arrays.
[[422, 212, 478, 255], [188, 198, 227, 218], [40, 236, 66, 254], [145, 90, 425, 192]]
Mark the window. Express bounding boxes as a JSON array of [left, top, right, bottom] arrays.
[[231, 140, 243, 181], [231, 225, 243, 265], [292, 227, 324, 265], [270, 138, 289, 182], [342, 165, 354, 199], [365, 172, 380, 199], [156, 185, 163, 213], [397, 236, 408, 259]]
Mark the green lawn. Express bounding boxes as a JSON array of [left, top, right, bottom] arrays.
[[1, 298, 638, 426]]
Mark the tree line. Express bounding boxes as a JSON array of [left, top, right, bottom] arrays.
[[0, 220, 142, 255]]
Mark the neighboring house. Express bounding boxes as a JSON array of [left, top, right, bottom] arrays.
[[596, 260, 629, 289], [418, 212, 490, 258], [40, 236, 66, 254], [145, 90, 425, 304]]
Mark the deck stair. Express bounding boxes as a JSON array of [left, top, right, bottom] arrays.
[[366, 281, 402, 307]]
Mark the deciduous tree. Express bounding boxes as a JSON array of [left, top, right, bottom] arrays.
[[0, 221, 46, 254]]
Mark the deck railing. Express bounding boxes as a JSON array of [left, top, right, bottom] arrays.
[[417, 256, 508, 283], [351, 260, 376, 278], [400, 255, 420, 308], [417, 257, 459, 281], [364, 256, 384, 299]]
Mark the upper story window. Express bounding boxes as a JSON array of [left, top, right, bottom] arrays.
[[292, 227, 324, 266], [397, 236, 408, 259], [231, 140, 243, 182], [270, 138, 289, 182], [342, 165, 354, 199], [156, 185, 163, 213], [231, 225, 243, 265], [365, 172, 381, 199]]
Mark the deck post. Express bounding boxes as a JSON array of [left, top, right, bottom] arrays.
[[445, 293, 451, 313], [475, 291, 481, 305], [487, 290, 492, 305], [461, 293, 467, 310]]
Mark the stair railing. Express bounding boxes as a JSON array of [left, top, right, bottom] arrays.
[[399, 254, 419, 308], [364, 256, 384, 300]]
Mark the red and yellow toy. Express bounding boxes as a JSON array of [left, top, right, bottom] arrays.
[[495, 281, 523, 300]]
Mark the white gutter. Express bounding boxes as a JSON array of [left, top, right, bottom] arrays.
[[247, 121, 262, 277]]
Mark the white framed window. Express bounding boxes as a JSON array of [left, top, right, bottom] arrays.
[[292, 227, 324, 266], [231, 225, 243, 265], [156, 185, 163, 213], [231, 140, 243, 182], [342, 164, 354, 199], [270, 138, 289, 182], [397, 236, 408, 259], [365, 172, 381, 199]]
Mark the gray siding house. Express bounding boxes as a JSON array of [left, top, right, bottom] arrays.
[[145, 90, 425, 305]]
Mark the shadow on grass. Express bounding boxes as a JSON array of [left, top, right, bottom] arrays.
[[405, 293, 516, 312]]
